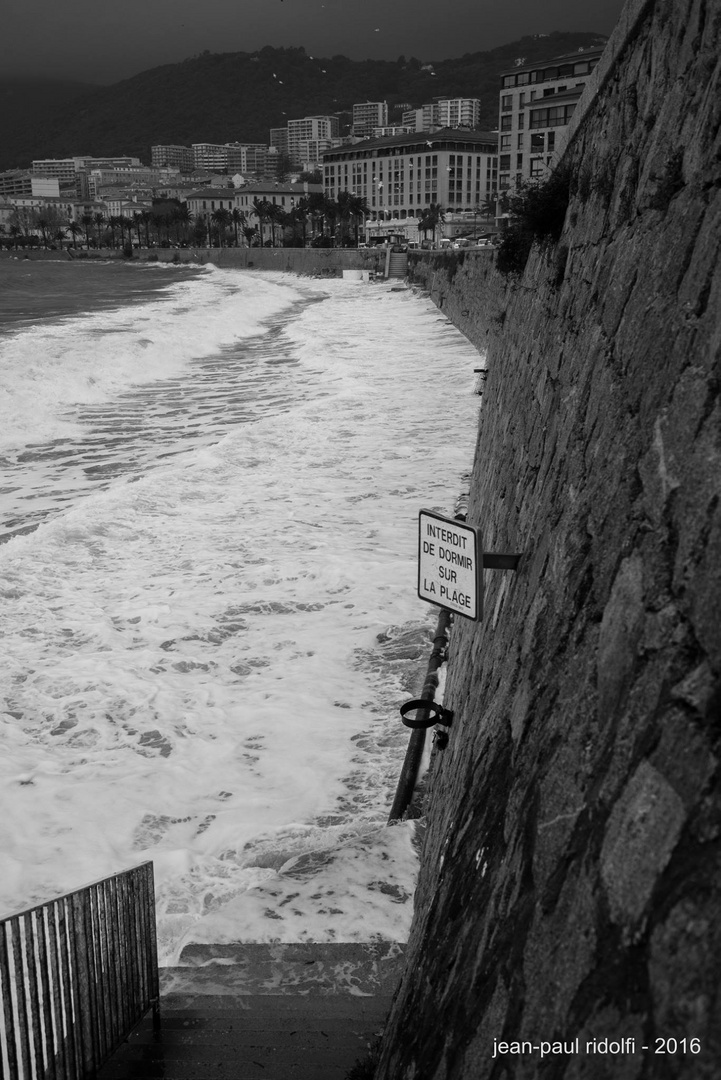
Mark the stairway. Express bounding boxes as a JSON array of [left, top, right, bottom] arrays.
[[97, 942, 403, 1080], [386, 250, 408, 279]]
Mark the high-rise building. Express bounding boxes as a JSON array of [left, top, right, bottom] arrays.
[[269, 128, 289, 154], [192, 144, 230, 172], [437, 98, 481, 129], [402, 105, 441, 133], [352, 102, 388, 139], [497, 47, 604, 189], [151, 145, 195, 173], [286, 116, 339, 165]]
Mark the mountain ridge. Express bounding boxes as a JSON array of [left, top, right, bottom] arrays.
[[0, 32, 607, 171]]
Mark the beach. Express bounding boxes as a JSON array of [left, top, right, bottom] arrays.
[[0, 260, 482, 962]]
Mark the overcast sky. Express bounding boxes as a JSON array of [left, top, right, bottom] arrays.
[[3, 0, 627, 85]]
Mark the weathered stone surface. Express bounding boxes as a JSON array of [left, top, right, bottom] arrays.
[[376, 0, 721, 1076], [600, 759, 686, 930]]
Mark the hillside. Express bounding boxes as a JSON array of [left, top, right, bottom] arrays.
[[0, 32, 607, 171], [0, 80, 99, 170]]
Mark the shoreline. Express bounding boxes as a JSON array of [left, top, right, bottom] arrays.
[[1, 245, 387, 276]]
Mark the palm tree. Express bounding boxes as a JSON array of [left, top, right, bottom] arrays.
[[252, 198, 272, 246], [292, 198, 310, 246], [80, 213, 94, 249], [93, 212, 106, 247], [336, 191, 354, 247], [137, 210, 152, 248], [107, 215, 120, 248], [347, 193, 370, 246], [418, 202, 446, 246], [323, 196, 340, 246], [35, 214, 50, 248], [230, 207, 246, 246], [304, 191, 328, 244], [173, 203, 192, 244], [481, 196, 497, 221], [67, 220, 82, 249], [211, 207, 231, 247], [9, 223, 23, 250], [267, 203, 288, 247]]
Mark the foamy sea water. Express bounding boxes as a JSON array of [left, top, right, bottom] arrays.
[[0, 262, 482, 962]]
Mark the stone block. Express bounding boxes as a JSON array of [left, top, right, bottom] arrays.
[[600, 760, 686, 930]]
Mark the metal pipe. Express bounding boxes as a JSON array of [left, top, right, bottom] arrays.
[[387, 607, 452, 822]]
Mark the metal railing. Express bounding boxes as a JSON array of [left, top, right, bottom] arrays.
[[388, 607, 453, 822], [0, 862, 159, 1080]]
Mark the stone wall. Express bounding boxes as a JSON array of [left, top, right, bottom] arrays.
[[2, 246, 386, 276], [377, 0, 720, 1077]]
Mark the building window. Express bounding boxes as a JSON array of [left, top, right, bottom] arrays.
[[531, 133, 544, 152], [501, 115, 512, 131], [501, 95, 513, 111], [517, 134, 524, 149], [500, 135, 511, 150], [499, 155, 511, 171]]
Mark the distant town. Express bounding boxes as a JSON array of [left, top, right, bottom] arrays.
[[0, 47, 602, 251]]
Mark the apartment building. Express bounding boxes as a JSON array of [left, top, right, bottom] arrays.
[[87, 167, 179, 199], [31, 157, 142, 198], [224, 143, 278, 180], [402, 104, 440, 133], [437, 97, 481, 128], [151, 145, 195, 172], [401, 98, 481, 134], [498, 47, 604, 189], [286, 116, 339, 165], [269, 128, 289, 154], [192, 144, 231, 172], [352, 102, 388, 139], [0, 171, 33, 197], [323, 127, 498, 238]]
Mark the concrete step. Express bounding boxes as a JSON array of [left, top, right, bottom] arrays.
[[98, 943, 402, 1080]]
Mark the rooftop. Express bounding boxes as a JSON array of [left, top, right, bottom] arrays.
[[323, 127, 498, 159], [500, 45, 606, 79]]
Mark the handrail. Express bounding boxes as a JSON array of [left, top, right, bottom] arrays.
[[387, 606, 453, 823], [0, 862, 159, 1080]]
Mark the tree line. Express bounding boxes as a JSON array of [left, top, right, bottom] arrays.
[[3, 192, 496, 251]]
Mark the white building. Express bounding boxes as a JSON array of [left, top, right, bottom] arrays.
[[437, 98, 481, 129], [151, 145, 195, 173], [286, 116, 339, 166], [192, 144, 231, 172], [323, 127, 498, 240], [352, 102, 388, 139], [498, 47, 604, 189], [402, 104, 441, 133]]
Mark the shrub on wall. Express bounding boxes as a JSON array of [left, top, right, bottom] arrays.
[[496, 165, 573, 276]]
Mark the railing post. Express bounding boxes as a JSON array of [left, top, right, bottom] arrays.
[[1, 864, 159, 1080]]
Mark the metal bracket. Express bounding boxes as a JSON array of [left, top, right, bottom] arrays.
[[400, 699, 454, 729]]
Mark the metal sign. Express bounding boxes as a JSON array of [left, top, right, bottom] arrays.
[[418, 509, 482, 620]]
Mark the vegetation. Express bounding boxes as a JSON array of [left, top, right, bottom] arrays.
[[495, 164, 573, 276], [417, 202, 446, 245], [0, 34, 607, 170]]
